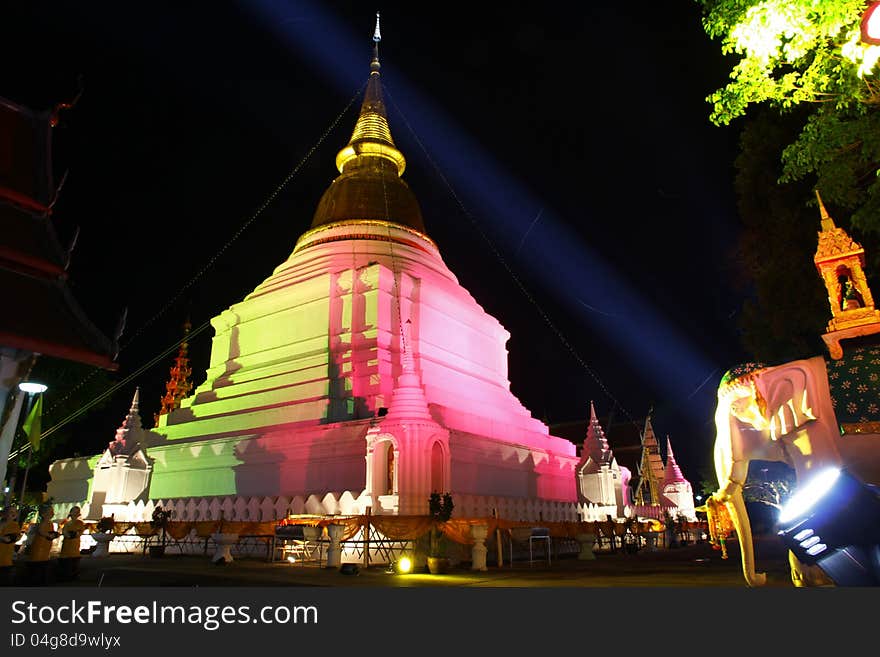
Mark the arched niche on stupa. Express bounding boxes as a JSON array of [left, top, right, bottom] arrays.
[[364, 430, 399, 513]]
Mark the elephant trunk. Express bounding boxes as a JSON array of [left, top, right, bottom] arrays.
[[724, 487, 767, 587]]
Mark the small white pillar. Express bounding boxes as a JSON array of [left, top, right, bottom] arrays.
[[325, 523, 345, 568], [470, 524, 488, 571], [575, 533, 596, 560], [211, 532, 238, 564]]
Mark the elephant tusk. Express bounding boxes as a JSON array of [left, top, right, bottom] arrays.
[[778, 406, 789, 436], [787, 399, 799, 426], [772, 394, 816, 440], [800, 389, 816, 422]]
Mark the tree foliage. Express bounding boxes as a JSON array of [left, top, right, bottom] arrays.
[[697, 0, 880, 233], [731, 108, 831, 363]]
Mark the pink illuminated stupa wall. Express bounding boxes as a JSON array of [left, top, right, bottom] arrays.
[[135, 26, 579, 514]]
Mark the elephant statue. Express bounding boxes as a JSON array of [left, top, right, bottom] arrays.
[[711, 349, 880, 587]]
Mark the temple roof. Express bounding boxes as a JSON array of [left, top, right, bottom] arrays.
[[0, 96, 118, 370], [551, 414, 643, 476], [663, 437, 687, 485], [814, 190, 864, 266], [310, 15, 426, 235], [582, 401, 613, 467], [108, 388, 145, 456]]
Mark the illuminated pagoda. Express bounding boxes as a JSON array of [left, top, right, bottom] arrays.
[[49, 16, 579, 517], [153, 319, 194, 427], [574, 402, 631, 515], [89, 388, 152, 518], [633, 415, 666, 507], [659, 438, 695, 520]]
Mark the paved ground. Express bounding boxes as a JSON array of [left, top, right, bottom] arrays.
[[10, 536, 796, 588]]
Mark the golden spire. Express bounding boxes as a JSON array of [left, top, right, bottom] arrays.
[[815, 189, 835, 232], [335, 12, 406, 176], [309, 12, 425, 233], [154, 318, 193, 426]]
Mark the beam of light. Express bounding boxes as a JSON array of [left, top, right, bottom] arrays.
[[576, 298, 619, 318], [515, 208, 543, 256], [686, 368, 720, 401], [241, 0, 717, 419]]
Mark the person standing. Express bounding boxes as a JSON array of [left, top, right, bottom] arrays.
[[57, 506, 85, 582], [26, 503, 58, 586], [0, 507, 22, 585]]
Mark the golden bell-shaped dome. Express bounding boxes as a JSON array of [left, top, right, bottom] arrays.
[[310, 25, 426, 235], [311, 156, 425, 232]]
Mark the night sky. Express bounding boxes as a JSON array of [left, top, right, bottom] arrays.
[[2, 2, 747, 486]]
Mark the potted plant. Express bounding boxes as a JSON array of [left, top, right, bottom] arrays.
[[427, 492, 454, 574], [149, 506, 174, 557]]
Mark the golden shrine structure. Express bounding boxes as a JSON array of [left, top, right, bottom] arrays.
[[814, 191, 880, 359]]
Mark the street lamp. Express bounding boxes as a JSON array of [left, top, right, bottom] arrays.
[[18, 382, 47, 395], [10, 381, 48, 505], [861, 2, 880, 45]]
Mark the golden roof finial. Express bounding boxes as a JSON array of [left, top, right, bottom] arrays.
[[816, 189, 836, 232], [371, 11, 381, 74], [334, 12, 406, 176]]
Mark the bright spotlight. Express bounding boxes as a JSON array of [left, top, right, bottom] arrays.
[[286, 556, 296, 563], [395, 556, 413, 574], [777, 468, 840, 525], [18, 382, 47, 394], [777, 468, 880, 586]]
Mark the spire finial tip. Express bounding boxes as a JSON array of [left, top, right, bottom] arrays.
[[815, 188, 835, 230]]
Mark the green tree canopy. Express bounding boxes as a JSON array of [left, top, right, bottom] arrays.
[[697, 0, 880, 233], [731, 107, 831, 363]]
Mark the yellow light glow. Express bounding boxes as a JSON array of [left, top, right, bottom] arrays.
[[842, 29, 880, 77], [287, 556, 296, 563], [335, 141, 406, 176], [729, 2, 811, 63], [396, 556, 412, 574], [793, 430, 813, 457]]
